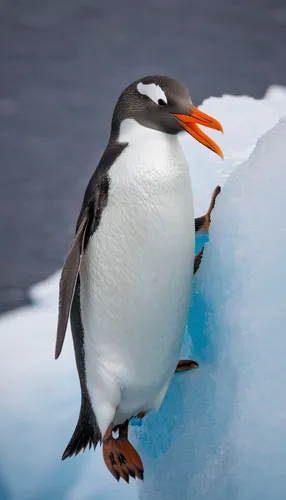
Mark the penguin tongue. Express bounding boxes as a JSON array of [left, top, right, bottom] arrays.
[[173, 107, 224, 159]]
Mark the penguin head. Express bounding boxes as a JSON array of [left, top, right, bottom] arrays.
[[112, 75, 223, 158]]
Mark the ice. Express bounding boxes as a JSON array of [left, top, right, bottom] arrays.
[[136, 117, 286, 498], [0, 273, 136, 499], [0, 86, 286, 499], [180, 85, 286, 215]]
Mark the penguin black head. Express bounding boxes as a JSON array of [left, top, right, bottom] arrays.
[[111, 75, 223, 158]]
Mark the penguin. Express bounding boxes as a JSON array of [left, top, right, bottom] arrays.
[[55, 75, 223, 483]]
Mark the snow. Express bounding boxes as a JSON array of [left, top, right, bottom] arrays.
[[0, 85, 286, 499], [0, 275, 136, 500]]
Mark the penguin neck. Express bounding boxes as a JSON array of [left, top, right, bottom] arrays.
[[115, 118, 180, 148]]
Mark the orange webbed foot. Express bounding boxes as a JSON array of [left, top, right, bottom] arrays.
[[175, 359, 199, 373], [103, 425, 144, 483]]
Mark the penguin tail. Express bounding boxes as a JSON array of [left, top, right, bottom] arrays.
[[62, 399, 101, 460]]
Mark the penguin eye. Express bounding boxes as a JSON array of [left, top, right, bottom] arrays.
[[158, 99, 167, 107]]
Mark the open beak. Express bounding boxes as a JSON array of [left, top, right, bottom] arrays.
[[173, 107, 224, 159]]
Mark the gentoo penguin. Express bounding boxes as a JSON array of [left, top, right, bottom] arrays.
[[55, 75, 223, 483]]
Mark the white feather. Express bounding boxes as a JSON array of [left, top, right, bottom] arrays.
[[80, 120, 195, 435], [137, 82, 167, 105]]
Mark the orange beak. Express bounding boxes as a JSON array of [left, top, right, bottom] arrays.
[[173, 107, 224, 159]]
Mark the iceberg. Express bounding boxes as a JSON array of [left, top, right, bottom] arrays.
[[0, 85, 286, 499], [136, 100, 286, 499]]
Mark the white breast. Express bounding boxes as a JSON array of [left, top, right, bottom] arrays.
[[80, 119, 195, 435]]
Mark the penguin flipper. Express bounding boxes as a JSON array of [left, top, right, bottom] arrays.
[[195, 185, 221, 235], [55, 209, 89, 359]]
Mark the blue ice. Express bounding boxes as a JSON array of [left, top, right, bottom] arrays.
[[135, 118, 286, 500]]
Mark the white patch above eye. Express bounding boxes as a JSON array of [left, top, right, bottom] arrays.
[[137, 82, 167, 105]]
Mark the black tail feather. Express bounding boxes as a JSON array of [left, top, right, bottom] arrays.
[[62, 399, 101, 460]]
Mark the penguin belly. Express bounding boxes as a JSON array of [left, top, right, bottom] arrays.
[[80, 128, 195, 435]]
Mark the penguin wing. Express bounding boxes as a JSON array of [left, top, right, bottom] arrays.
[[55, 208, 89, 359]]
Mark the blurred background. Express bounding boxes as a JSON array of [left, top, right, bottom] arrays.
[[0, 0, 286, 315]]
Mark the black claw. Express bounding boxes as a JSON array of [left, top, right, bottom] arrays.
[[136, 467, 144, 481], [109, 452, 116, 466], [112, 468, 120, 482], [122, 471, 129, 483], [118, 453, 126, 465], [190, 361, 199, 367], [128, 468, 136, 479]]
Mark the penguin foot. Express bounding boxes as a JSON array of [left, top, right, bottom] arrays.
[[194, 247, 204, 274], [204, 184, 221, 232], [175, 359, 199, 373], [136, 410, 149, 420], [103, 425, 144, 483], [208, 185, 221, 216], [195, 185, 221, 235]]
